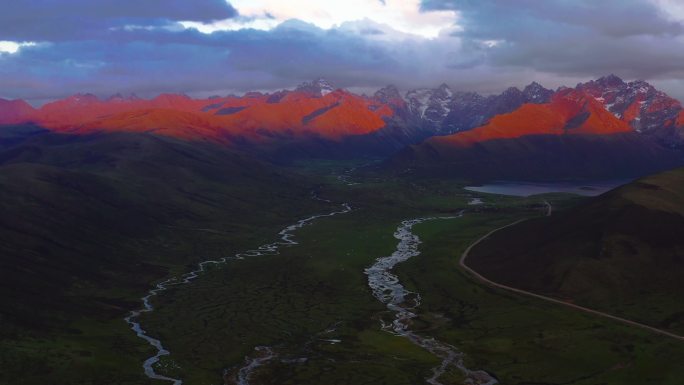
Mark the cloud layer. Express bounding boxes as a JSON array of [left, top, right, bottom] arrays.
[[2, 0, 684, 104]]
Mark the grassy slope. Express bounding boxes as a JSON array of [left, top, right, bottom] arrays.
[[0, 132, 326, 384], [402, 217, 684, 385], [468, 167, 684, 334], [141, 171, 684, 385]]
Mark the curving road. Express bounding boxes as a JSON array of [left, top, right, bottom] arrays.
[[459, 208, 684, 343]]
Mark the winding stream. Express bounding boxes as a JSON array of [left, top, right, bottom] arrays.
[[125, 195, 351, 385], [365, 216, 498, 385], [233, 346, 276, 385]]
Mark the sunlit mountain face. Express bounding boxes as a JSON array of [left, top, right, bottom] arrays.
[[0, 80, 392, 144], [3, 2, 684, 385]]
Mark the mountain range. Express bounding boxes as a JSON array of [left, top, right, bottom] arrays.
[[3, 75, 684, 179], [394, 87, 684, 180]]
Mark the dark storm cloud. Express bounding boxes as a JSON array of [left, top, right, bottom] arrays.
[[0, 0, 237, 41], [423, 0, 683, 38], [0, 21, 423, 102], [421, 0, 684, 81]]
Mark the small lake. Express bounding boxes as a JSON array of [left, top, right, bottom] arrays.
[[464, 180, 630, 197]]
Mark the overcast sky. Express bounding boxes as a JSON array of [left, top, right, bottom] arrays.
[[3, 0, 684, 104]]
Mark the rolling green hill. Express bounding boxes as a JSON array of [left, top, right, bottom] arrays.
[[0, 131, 325, 383], [467, 167, 684, 333]]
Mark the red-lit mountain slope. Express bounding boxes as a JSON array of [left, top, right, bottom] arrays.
[[73, 109, 232, 143], [432, 89, 632, 148], [0, 81, 393, 145], [392, 88, 684, 180], [0, 99, 35, 124], [576, 75, 682, 137], [3, 76, 684, 164]]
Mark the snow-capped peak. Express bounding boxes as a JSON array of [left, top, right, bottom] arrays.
[[70, 93, 99, 104], [437, 83, 453, 98], [374, 85, 403, 103], [522, 82, 553, 103], [406, 85, 454, 123], [296, 78, 336, 96]]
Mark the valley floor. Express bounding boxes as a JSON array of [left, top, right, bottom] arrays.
[[4, 160, 684, 385], [133, 166, 684, 385]]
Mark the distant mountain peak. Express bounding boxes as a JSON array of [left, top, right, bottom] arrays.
[[576, 75, 681, 137], [69, 93, 99, 104], [406, 85, 455, 124], [627, 79, 655, 94], [107, 93, 128, 102], [296, 78, 336, 97], [436, 83, 453, 98], [523, 81, 545, 92], [244, 91, 265, 98], [595, 74, 625, 87], [372, 85, 407, 114], [0, 97, 35, 123], [374, 85, 402, 102], [154, 93, 191, 100], [502, 86, 523, 96], [107, 93, 142, 102], [523, 81, 553, 103]]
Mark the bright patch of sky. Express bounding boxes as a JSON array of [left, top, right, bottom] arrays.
[[181, 0, 460, 39], [0, 41, 36, 54], [651, 0, 684, 22]]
